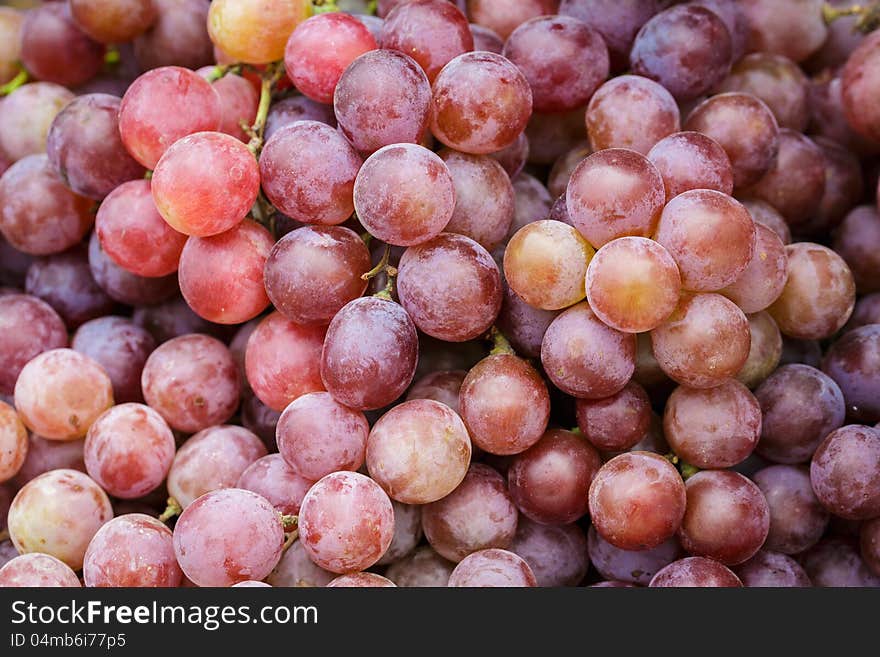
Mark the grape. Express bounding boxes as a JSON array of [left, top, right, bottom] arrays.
[[862, 518, 880, 577], [0, 401, 26, 484], [649, 557, 743, 587], [755, 364, 846, 464], [508, 428, 601, 524], [320, 297, 417, 411], [70, 0, 155, 43], [548, 142, 592, 199], [779, 338, 824, 370], [684, 93, 779, 188], [736, 311, 783, 390], [83, 514, 181, 588], [823, 325, 880, 423], [508, 173, 554, 238], [422, 463, 517, 562], [20, 3, 104, 89], [470, 23, 502, 53], [260, 121, 363, 226], [589, 452, 686, 551], [734, 551, 811, 587], [716, 53, 809, 132], [752, 465, 829, 555], [265, 539, 333, 587], [721, 224, 787, 315], [510, 519, 588, 587], [743, 199, 791, 245], [173, 488, 284, 587], [196, 70, 259, 143], [430, 51, 532, 155], [0, 82, 74, 163], [466, 0, 559, 40], [12, 434, 85, 489], [366, 399, 470, 504], [232, 580, 271, 588], [0, 553, 80, 588], [585, 75, 679, 156], [0, 155, 93, 257], [334, 49, 431, 154], [587, 527, 680, 587], [7, 469, 112, 570], [265, 97, 336, 143], [207, 0, 309, 64], [0, 236, 32, 288], [691, 0, 749, 60], [495, 287, 560, 359], [385, 546, 454, 587], [133, 0, 213, 71], [524, 106, 587, 166], [376, 501, 422, 566], [406, 370, 465, 413], [585, 236, 681, 333], [298, 471, 394, 574], [541, 302, 636, 399], [738, 0, 827, 63], [119, 67, 222, 170], [566, 148, 666, 248], [799, 538, 880, 587], [327, 572, 396, 587], [96, 179, 187, 278], [646, 132, 733, 201], [448, 549, 536, 587], [236, 454, 311, 517], [559, 0, 656, 70], [0, 7, 23, 87], [745, 130, 825, 227], [142, 334, 240, 433], [167, 425, 266, 509], [0, 294, 68, 396], [633, 333, 670, 390], [810, 425, 880, 520], [89, 234, 178, 307], [575, 381, 651, 452], [767, 243, 855, 340], [246, 312, 326, 412], [398, 233, 501, 341], [439, 150, 514, 252], [489, 131, 529, 179], [834, 206, 880, 294], [804, 137, 864, 238], [846, 294, 880, 333]]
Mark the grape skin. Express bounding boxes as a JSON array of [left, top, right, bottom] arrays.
[[510, 519, 589, 588], [385, 545, 454, 587], [649, 557, 743, 587], [0, 294, 68, 396], [0, 401, 27, 484], [236, 454, 312, 517], [448, 549, 537, 587], [0, 553, 81, 588]]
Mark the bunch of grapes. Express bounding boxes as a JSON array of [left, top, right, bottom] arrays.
[[0, 0, 879, 590]]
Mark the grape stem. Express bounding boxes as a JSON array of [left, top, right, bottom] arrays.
[[280, 514, 298, 532], [206, 63, 241, 82], [366, 0, 378, 16], [158, 497, 183, 523], [823, 2, 880, 32], [663, 453, 700, 481], [0, 69, 28, 96], [104, 48, 120, 66], [282, 530, 298, 551], [247, 61, 286, 156], [488, 326, 516, 356], [312, 0, 340, 13], [361, 244, 391, 281]]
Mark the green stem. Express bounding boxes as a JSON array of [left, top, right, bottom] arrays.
[[312, 0, 340, 13], [280, 514, 298, 532], [143, 170, 153, 181], [206, 63, 241, 82], [0, 69, 28, 96], [823, 2, 880, 31], [104, 47, 120, 65], [679, 462, 700, 480], [366, 0, 378, 16], [360, 231, 373, 246], [488, 326, 516, 356], [247, 62, 285, 156], [373, 266, 398, 301], [158, 497, 182, 523], [361, 244, 391, 281]]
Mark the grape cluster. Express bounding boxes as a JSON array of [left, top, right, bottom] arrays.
[[0, 0, 879, 589]]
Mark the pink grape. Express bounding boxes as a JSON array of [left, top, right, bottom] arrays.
[[198, 70, 259, 143], [70, 0, 157, 44], [575, 381, 652, 452], [264, 95, 336, 141], [559, 0, 658, 71], [510, 519, 589, 587], [87, 232, 178, 307], [721, 223, 788, 314], [236, 454, 312, 517], [800, 537, 880, 587], [0, 401, 27, 484], [0, 553, 80, 588], [734, 550, 811, 587], [376, 501, 422, 566], [810, 425, 880, 520], [508, 173, 554, 238], [753, 465, 829, 555], [495, 286, 560, 359], [470, 23, 503, 53], [12, 434, 85, 489], [587, 527, 681, 587], [646, 131, 734, 201], [649, 557, 743, 587], [133, 0, 213, 71], [448, 549, 536, 587], [385, 546, 454, 587], [0, 82, 74, 163], [327, 572, 396, 587], [406, 370, 466, 413], [489, 131, 529, 178], [0, 294, 67, 396], [266, 540, 334, 588]]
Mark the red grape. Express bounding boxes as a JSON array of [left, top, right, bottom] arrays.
[[0, 401, 26, 484], [739, 0, 827, 63], [721, 223, 788, 314], [495, 286, 560, 359], [753, 464, 829, 555], [133, 0, 213, 71], [862, 518, 880, 577], [575, 381, 652, 452], [736, 311, 783, 390], [196, 69, 259, 143], [811, 425, 880, 520], [834, 206, 880, 294], [559, 0, 657, 71], [448, 548, 536, 587], [0, 82, 74, 163], [0, 553, 80, 588], [406, 369, 466, 413], [799, 537, 880, 587], [12, 434, 84, 489], [0, 7, 23, 87], [0, 294, 67, 396], [734, 550, 811, 588], [822, 324, 880, 423], [649, 557, 742, 587], [327, 572, 396, 587], [376, 501, 422, 566], [743, 199, 791, 244], [511, 519, 588, 587], [587, 526, 680, 587], [266, 539, 334, 588], [88, 232, 178, 307], [385, 546, 453, 587], [70, 0, 156, 44], [236, 454, 312, 517], [647, 131, 733, 201]]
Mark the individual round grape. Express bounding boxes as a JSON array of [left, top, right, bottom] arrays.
[[0, 82, 74, 163], [0, 401, 26, 484], [260, 121, 363, 226], [320, 297, 417, 411], [721, 224, 787, 314], [168, 425, 266, 509], [753, 465, 829, 555], [508, 428, 601, 525], [755, 365, 845, 464], [385, 546, 454, 587], [489, 131, 529, 178], [585, 237, 681, 333], [466, 0, 558, 40], [207, 0, 309, 64], [822, 325, 880, 423], [736, 311, 783, 390], [663, 380, 760, 469], [585, 75, 679, 155], [448, 549, 536, 587], [470, 22, 502, 53], [508, 173, 555, 238], [406, 370, 466, 413], [0, 7, 23, 87], [558, 0, 657, 71], [0, 294, 67, 396], [334, 49, 431, 153], [439, 150, 514, 252], [14, 349, 113, 441], [767, 243, 855, 340], [0, 553, 80, 588], [0, 155, 93, 257], [70, 0, 155, 43], [430, 51, 532, 155], [842, 31, 880, 143], [232, 580, 272, 588], [7, 469, 112, 570], [862, 518, 880, 577], [646, 131, 733, 201], [277, 392, 369, 483], [649, 557, 743, 587], [739, 0, 827, 63], [20, 3, 104, 89], [804, 137, 863, 238], [265, 98, 336, 143], [178, 220, 272, 324], [587, 527, 680, 587], [298, 471, 394, 574], [567, 149, 666, 249], [495, 286, 560, 359], [810, 425, 880, 520], [589, 452, 686, 551], [630, 5, 732, 101], [799, 538, 880, 587], [266, 540, 334, 588], [398, 233, 501, 341], [285, 12, 377, 104], [575, 381, 651, 452], [376, 501, 422, 566], [119, 66, 222, 169], [422, 463, 517, 562], [133, 0, 213, 71], [12, 434, 84, 489], [734, 551, 811, 588], [834, 206, 880, 294], [204, 71, 259, 144], [89, 232, 178, 307], [503, 220, 593, 311], [246, 312, 326, 412], [236, 454, 311, 517], [366, 399, 470, 504], [541, 302, 636, 399], [327, 572, 396, 587], [684, 92, 780, 189], [691, 0, 750, 59], [83, 514, 181, 588], [173, 488, 284, 587], [142, 334, 239, 433], [509, 519, 588, 587], [743, 199, 791, 245]]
